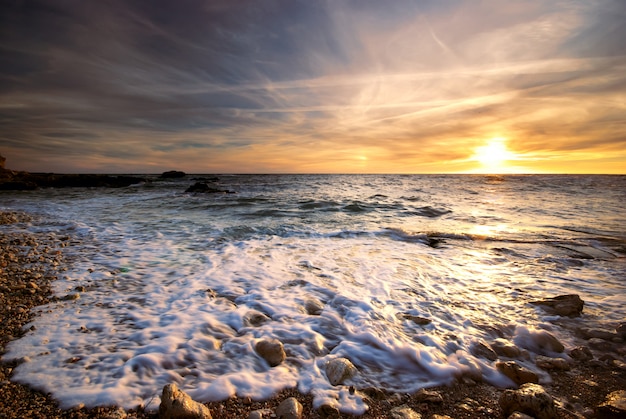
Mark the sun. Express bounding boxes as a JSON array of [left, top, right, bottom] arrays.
[[472, 137, 515, 172]]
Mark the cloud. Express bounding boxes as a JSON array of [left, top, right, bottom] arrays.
[[1, 0, 625, 173]]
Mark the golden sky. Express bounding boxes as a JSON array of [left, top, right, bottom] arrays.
[[1, 0, 625, 174]]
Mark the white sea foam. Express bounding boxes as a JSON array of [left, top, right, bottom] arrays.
[[3, 174, 626, 412]]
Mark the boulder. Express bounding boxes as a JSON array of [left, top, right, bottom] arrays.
[[326, 357, 357, 386], [390, 405, 422, 419], [530, 294, 584, 317], [597, 390, 626, 418], [159, 383, 212, 419], [496, 361, 539, 386], [160, 170, 186, 178], [255, 339, 286, 367], [276, 397, 303, 419], [499, 383, 558, 419]]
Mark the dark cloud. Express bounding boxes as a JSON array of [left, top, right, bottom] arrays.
[[1, 0, 625, 173]]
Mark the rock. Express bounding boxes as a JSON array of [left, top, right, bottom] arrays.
[[579, 327, 619, 341], [160, 170, 186, 178], [616, 322, 626, 337], [508, 412, 535, 419], [244, 310, 271, 327], [597, 390, 626, 418], [185, 182, 228, 193], [431, 415, 453, 419], [531, 294, 584, 317], [492, 338, 523, 358], [497, 361, 539, 386], [517, 329, 565, 354], [317, 404, 340, 418], [326, 357, 357, 386], [276, 397, 303, 419], [159, 383, 212, 419], [569, 346, 593, 361], [248, 409, 272, 419], [0, 154, 5, 169], [588, 338, 615, 352], [471, 341, 498, 361], [535, 355, 570, 371], [390, 405, 422, 419], [414, 388, 443, 403], [304, 298, 324, 315], [499, 383, 558, 419], [103, 407, 127, 419], [397, 313, 432, 325], [255, 339, 286, 367]]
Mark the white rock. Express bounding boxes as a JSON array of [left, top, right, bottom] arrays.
[[276, 397, 303, 419], [325, 357, 357, 386]]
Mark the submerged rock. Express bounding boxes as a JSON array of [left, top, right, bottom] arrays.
[[304, 298, 324, 315], [471, 341, 498, 361], [497, 361, 539, 386], [255, 339, 286, 367], [499, 383, 558, 419], [185, 182, 231, 194], [531, 294, 584, 317], [491, 338, 523, 358], [276, 397, 303, 419], [159, 383, 212, 419], [326, 357, 357, 386]]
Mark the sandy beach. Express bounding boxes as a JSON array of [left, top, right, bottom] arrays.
[[1, 210, 624, 419]]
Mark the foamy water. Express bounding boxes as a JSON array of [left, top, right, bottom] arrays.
[[2, 175, 625, 412]]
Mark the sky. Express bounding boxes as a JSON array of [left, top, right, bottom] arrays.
[[1, 0, 625, 174]]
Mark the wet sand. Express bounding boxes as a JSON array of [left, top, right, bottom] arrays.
[[1, 210, 624, 418]]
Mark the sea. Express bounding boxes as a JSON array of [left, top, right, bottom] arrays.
[[1, 174, 625, 413]]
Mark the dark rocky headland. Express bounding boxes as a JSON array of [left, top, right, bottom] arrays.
[[0, 154, 145, 190]]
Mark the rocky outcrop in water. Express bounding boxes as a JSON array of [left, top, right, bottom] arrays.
[[530, 294, 584, 317], [160, 170, 186, 178], [0, 170, 145, 190]]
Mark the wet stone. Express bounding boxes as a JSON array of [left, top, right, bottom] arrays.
[[497, 361, 539, 386], [413, 388, 443, 404], [326, 357, 357, 386], [531, 294, 584, 317], [276, 397, 303, 419], [159, 383, 212, 419], [535, 355, 570, 371], [390, 405, 422, 419], [471, 341, 498, 361], [597, 390, 626, 418], [491, 338, 523, 358], [499, 383, 558, 419], [569, 346, 593, 361], [255, 339, 286, 367]]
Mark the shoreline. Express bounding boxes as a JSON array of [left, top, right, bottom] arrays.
[[1, 210, 624, 418]]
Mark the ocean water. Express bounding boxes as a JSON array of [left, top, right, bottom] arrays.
[[1, 174, 625, 413]]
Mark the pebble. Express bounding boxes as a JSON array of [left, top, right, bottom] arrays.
[[390, 405, 422, 419]]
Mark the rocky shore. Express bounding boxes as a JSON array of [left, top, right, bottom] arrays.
[[1, 210, 625, 418]]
